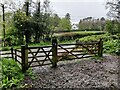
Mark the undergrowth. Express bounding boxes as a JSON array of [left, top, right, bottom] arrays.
[[79, 33, 120, 56], [1, 58, 36, 89]]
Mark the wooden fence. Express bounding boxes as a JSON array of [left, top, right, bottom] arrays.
[[1, 38, 103, 72]]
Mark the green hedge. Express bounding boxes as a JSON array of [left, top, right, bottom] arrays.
[[53, 31, 105, 41]]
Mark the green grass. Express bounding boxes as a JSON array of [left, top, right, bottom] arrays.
[[28, 41, 51, 46]]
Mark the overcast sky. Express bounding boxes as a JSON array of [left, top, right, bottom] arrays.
[[50, 0, 107, 23], [0, 0, 107, 23]]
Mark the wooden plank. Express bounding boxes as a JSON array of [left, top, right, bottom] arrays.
[[58, 53, 97, 57], [58, 47, 75, 50], [1, 57, 12, 58], [0, 52, 11, 55], [28, 54, 52, 58], [58, 50, 84, 53], [58, 55, 93, 61], [28, 50, 52, 54], [27, 45, 52, 49], [15, 49, 21, 53]]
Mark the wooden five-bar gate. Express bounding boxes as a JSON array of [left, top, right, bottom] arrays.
[[1, 38, 103, 72]]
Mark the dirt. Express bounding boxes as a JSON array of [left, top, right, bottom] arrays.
[[22, 54, 120, 89]]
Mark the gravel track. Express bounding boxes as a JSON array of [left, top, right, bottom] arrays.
[[23, 54, 120, 89]]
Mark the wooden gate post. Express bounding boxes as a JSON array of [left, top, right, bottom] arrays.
[[98, 39, 103, 57], [15, 49, 17, 61], [21, 45, 28, 73], [52, 37, 58, 67], [11, 47, 14, 59]]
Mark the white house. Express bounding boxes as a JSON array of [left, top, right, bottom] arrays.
[[71, 24, 78, 30]]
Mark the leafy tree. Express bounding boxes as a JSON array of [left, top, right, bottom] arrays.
[[32, 1, 44, 43], [65, 13, 71, 20], [100, 17, 106, 31], [105, 20, 114, 34], [50, 14, 61, 31], [106, 0, 120, 21], [106, 0, 120, 34], [57, 13, 71, 31], [43, 0, 53, 40], [78, 17, 105, 31], [13, 10, 33, 44], [53, 14, 60, 29], [13, 10, 26, 45], [43, 0, 51, 13], [0, 15, 2, 32], [59, 18, 71, 31]]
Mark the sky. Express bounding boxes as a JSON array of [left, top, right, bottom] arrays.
[[49, 0, 107, 24], [0, 0, 107, 24]]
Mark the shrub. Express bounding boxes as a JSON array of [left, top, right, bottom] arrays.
[[78, 33, 120, 56], [79, 33, 109, 42], [104, 39, 120, 55], [1, 58, 24, 89]]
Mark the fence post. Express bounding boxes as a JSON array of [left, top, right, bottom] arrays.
[[15, 49, 17, 61], [52, 38, 58, 67], [11, 47, 14, 59], [21, 45, 28, 73], [98, 39, 103, 57]]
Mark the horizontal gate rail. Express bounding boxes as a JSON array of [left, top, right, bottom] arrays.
[[14, 49, 22, 65], [27, 45, 52, 49], [0, 50, 12, 58]]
